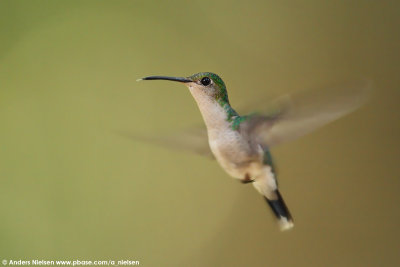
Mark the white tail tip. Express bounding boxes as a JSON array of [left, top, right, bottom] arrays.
[[279, 218, 294, 231]]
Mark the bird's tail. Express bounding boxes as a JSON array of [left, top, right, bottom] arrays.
[[265, 190, 294, 231]]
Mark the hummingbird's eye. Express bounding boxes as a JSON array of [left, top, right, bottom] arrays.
[[200, 77, 211, 86]]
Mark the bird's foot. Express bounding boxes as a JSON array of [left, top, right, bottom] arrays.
[[241, 174, 255, 184], [241, 179, 254, 184]]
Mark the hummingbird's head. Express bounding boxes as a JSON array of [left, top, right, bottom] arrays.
[[139, 72, 229, 104], [186, 72, 228, 103]]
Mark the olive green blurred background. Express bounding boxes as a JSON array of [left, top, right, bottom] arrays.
[[1, 1, 399, 266]]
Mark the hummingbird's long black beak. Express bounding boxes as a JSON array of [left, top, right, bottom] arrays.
[[138, 76, 192, 83]]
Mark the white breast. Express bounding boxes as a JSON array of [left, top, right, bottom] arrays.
[[188, 85, 264, 179]]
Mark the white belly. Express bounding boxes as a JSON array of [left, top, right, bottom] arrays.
[[187, 86, 265, 179], [208, 129, 264, 179]]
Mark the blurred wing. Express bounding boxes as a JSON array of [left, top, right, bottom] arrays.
[[117, 127, 213, 158], [241, 79, 372, 147]]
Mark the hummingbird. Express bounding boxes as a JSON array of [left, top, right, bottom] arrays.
[[137, 72, 370, 231]]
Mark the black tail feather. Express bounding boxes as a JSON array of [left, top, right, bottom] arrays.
[[265, 190, 294, 230]]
